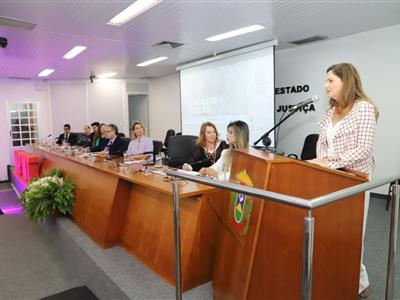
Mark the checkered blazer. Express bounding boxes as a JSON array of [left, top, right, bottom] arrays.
[[316, 100, 376, 173]]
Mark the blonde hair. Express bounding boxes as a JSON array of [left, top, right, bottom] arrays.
[[196, 122, 219, 147], [223, 120, 249, 171], [327, 63, 379, 120], [131, 121, 145, 139]]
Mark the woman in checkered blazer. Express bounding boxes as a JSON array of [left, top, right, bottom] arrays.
[[313, 63, 379, 298]]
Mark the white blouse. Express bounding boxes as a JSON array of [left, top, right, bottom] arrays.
[[209, 149, 230, 181], [326, 119, 343, 157]]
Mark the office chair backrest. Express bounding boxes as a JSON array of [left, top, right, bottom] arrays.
[[121, 137, 131, 152], [300, 134, 319, 160], [164, 129, 176, 148], [153, 140, 163, 155], [152, 140, 163, 163], [167, 135, 197, 167]]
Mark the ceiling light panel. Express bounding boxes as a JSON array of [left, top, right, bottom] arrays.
[[108, 0, 162, 26], [137, 56, 168, 67], [206, 25, 265, 42], [63, 46, 87, 59], [38, 69, 55, 77], [97, 72, 118, 79]]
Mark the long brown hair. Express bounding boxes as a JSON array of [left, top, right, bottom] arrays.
[[327, 63, 379, 120], [92, 123, 105, 146], [196, 122, 219, 147]]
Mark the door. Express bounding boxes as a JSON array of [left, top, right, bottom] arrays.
[[6, 101, 40, 165], [128, 94, 149, 136]]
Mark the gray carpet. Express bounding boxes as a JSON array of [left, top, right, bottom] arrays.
[[0, 193, 398, 300]]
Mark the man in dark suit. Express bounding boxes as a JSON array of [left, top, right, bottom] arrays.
[[56, 124, 78, 146], [97, 124, 127, 157]]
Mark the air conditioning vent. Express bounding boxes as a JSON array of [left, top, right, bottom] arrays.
[[152, 41, 184, 49], [0, 16, 36, 30], [289, 35, 328, 45]]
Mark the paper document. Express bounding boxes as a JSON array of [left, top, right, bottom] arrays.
[[123, 160, 146, 165]]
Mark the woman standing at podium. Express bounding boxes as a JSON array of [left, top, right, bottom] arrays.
[[312, 63, 379, 298], [199, 120, 249, 180]]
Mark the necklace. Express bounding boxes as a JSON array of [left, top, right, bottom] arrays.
[[204, 145, 217, 163]]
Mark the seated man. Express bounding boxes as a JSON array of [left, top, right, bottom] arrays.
[[97, 124, 127, 157], [77, 125, 92, 148], [56, 124, 78, 146]]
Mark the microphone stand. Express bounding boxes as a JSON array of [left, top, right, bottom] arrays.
[[253, 108, 299, 149]]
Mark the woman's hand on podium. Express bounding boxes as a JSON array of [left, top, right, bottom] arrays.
[[307, 157, 329, 167]]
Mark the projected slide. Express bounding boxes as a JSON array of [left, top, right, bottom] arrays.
[[180, 46, 275, 145]]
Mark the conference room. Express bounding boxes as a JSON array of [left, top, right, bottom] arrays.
[[0, 1, 399, 300]]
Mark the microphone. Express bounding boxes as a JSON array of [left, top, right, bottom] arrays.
[[253, 95, 319, 148], [289, 95, 319, 112]]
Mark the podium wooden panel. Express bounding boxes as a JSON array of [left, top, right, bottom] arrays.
[[35, 147, 221, 291], [212, 148, 367, 300]]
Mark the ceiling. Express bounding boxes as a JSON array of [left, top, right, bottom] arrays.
[[0, 1, 399, 80]]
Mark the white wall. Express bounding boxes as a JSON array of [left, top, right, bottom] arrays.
[[275, 24, 400, 193], [0, 79, 51, 180], [49, 79, 129, 136], [148, 73, 181, 141]]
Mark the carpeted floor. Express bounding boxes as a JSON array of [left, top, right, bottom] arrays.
[[40, 286, 99, 300], [0, 189, 398, 299], [0, 188, 23, 215]]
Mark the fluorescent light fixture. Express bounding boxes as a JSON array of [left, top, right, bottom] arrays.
[[108, 0, 162, 26], [97, 72, 118, 79], [63, 45, 87, 59], [206, 25, 265, 42], [137, 56, 168, 67], [38, 69, 55, 77]]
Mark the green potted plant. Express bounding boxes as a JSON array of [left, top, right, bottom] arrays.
[[20, 168, 75, 222]]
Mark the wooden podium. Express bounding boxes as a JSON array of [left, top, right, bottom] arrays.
[[211, 148, 367, 300]]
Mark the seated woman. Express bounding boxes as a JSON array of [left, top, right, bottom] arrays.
[[90, 123, 108, 152], [182, 122, 228, 172], [199, 120, 249, 180], [125, 121, 153, 159]]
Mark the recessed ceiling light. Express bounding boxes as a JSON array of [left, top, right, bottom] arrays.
[[108, 0, 162, 26], [97, 72, 118, 79], [206, 25, 265, 42], [38, 69, 55, 77], [63, 46, 87, 59], [137, 56, 168, 67]]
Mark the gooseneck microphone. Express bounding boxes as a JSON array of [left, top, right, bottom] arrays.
[[253, 95, 319, 148], [289, 95, 319, 112]]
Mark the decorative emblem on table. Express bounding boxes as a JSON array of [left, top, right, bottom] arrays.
[[229, 169, 254, 237]]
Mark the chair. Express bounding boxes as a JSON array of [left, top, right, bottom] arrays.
[[287, 134, 319, 160], [166, 135, 197, 167], [120, 137, 131, 152], [152, 140, 163, 163], [164, 129, 176, 148], [161, 129, 176, 157]]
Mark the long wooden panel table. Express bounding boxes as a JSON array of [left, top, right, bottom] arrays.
[[34, 146, 222, 291]]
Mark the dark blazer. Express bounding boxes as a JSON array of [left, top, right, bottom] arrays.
[[56, 132, 78, 146], [187, 140, 228, 171], [77, 134, 92, 148], [104, 136, 128, 157]]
